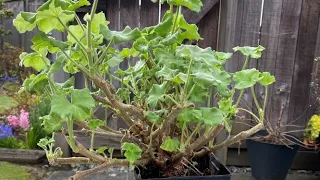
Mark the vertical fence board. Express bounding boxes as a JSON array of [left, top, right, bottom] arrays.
[[161, 3, 170, 19], [119, 0, 139, 67], [288, 0, 320, 137], [4, 1, 23, 48], [140, 0, 159, 28], [257, 0, 283, 126], [106, 0, 120, 130], [198, 3, 219, 50], [228, 0, 262, 135], [268, 0, 302, 130]]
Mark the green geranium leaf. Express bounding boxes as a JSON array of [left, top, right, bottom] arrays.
[[167, 0, 203, 13], [100, 25, 141, 44], [48, 56, 64, 75], [41, 114, 63, 133], [28, 73, 48, 91], [68, 0, 90, 10], [0, 95, 19, 114], [160, 137, 180, 152], [233, 68, 262, 89], [107, 54, 123, 67], [88, 12, 109, 34], [258, 72, 275, 86], [13, 12, 37, 33], [121, 143, 142, 165], [155, 66, 178, 80], [22, 74, 48, 92], [50, 89, 95, 120], [57, 76, 75, 89], [178, 108, 202, 124], [116, 88, 130, 101], [32, 33, 69, 53], [176, 45, 222, 66], [67, 25, 85, 44], [200, 107, 224, 126], [233, 45, 265, 59], [170, 73, 187, 84], [36, 1, 75, 34], [154, 11, 173, 37], [146, 82, 167, 107], [177, 14, 201, 42], [161, 32, 179, 46], [133, 61, 145, 71], [214, 51, 233, 63], [19, 52, 49, 72], [154, 49, 181, 68], [88, 119, 105, 130], [189, 84, 208, 103], [192, 69, 231, 90], [133, 37, 149, 53], [120, 48, 139, 58], [96, 146, 108, 154], [145, 111, 163, 123], [218, 98, 237, 116]]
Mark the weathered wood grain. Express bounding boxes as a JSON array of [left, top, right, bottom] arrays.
[[288, 0, 320, 137], [74, 131, 121, 150], [256, 0, 283, 127], [229, 0, 263, 135], [0, 148, 46, 163], [198, 2, 219, 50], [268, 0, 302, 131], [105, 0, 121, 130], [140, 0, 159, 28], [182, 0, 219, 24]]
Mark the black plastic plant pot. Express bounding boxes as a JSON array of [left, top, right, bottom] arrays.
[[134, 153, 231, 180], [246, 137, 299, 180]]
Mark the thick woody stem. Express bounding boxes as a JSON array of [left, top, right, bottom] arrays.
[[194, 123, 264, 158], [151, 106, 181, 138], [76, 142, 105, 163], [92, 94, 145, 122], [52, 157, 98, 165], [172, 125, 224, 162], [212, 123, 263, 150], [189, 125, 224, 151], [90, 75, 140, 133], [74, 120, 120, 134], [69, 158, 151, 180]]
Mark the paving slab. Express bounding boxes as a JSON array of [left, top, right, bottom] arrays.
[[48, 170, 135, 180], [49, 170, 319, 180]]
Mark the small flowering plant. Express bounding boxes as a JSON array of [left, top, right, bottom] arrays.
[[0, 124, 13, 139], [303, 115, 320, 149], [7, 109, 30, 131], [0, 108, 31, 149]]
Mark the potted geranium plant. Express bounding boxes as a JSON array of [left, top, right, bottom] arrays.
[[245, 72, 303, 178], [303, 57, 320, 169], [13, 0, 275, 179]]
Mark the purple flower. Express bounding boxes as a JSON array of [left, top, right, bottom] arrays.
[[1, 75, 15, 82], [0, 124, 13, 139]]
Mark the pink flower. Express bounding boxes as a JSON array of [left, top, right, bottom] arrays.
[[7, 115, 19, 129], [19, 109, 29, 131]]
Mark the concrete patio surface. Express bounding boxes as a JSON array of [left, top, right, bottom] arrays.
[[49, 170, 319, 180]]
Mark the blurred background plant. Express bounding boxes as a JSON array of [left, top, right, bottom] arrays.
[[26, 96, 51, 149], [304, 57, 320, 149], [0, 0, 48, 150], [0, 0, 13, 48]]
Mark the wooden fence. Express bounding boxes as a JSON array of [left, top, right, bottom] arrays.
[[3, 0, 320, 169]]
